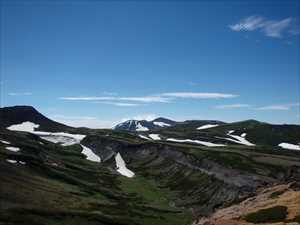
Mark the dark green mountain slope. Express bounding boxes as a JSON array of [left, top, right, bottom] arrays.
[[1, 106, 300, 225], [0, 130, 192, 225], [145, 119, 300, 147], [0, 106, 72, 132]]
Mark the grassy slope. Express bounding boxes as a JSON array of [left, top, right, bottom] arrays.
[[146, 120, 300, 146], [0, 130, 192, 225], [1, 126, 300, 225]]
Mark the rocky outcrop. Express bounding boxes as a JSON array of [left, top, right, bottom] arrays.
[[192, 182, 300, 225], [80, 135, 298, 217]]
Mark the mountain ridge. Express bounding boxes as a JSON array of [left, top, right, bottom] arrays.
[[0, 105, 300, 225]]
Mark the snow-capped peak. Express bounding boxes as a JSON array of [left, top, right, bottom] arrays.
[[114, 117, 176, 132]]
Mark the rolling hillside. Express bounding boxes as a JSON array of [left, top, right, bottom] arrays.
[[0, 106, 300, 225]]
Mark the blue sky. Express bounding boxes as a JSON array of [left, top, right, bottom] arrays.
[[1, 0, 299, 127]]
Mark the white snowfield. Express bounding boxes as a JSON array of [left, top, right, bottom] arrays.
[[6, 159, 17, 164], [139, 135, 151, 140], [7, 122, 86, 146], [7, 121, 101, 162], [115, 152, 135, 178], [153, 121, 171, 127], [6, 159, 26, 165], [40, 135, 80, 146], [149, 134, 161, 140], [0, 140, 11, 145], [136, 123, 149, 131], [80, 145, 101, 162], [225, 131, 255, 146], [167, 138, 226, 147], [278, 143, 300, 151], [197, 124, 219, 130], [5, 146, 20, 152], [7, 121, 39, 132]]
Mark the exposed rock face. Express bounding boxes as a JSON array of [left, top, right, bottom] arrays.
[[192, 182, 300, 225], [81, 135, 297, 217]]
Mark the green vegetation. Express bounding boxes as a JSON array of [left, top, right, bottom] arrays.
[[244, 206, 288, 223], [1, 110, 300, 225], [0, 131, 193, 225], [291, 214, 300, 223], [269, 190, 285, 199]]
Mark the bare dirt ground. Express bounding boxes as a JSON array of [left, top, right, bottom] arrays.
[[193, 183, 300, 225]]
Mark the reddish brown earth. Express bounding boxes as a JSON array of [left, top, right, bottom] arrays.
[[192, 183, 300, 225]]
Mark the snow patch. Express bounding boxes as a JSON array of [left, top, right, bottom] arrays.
[[225, 132, 255, 146], [40, 135, 80, 146], [278, 143, 300, 151], [80, 145, 101, 162], [197, 124, 219, 130], [167, 138, 226, 147], [115, 152, 135, 178], [149, 134, 161, 140], [6, 159, 26, 165], [241, 133, 247, 137], [7, 121, 86, 146], [7, 121, 39, 132], [153, 121, 171, 127], [5, 146, 20, 152], [6, 159, 17, 164], [0, 140, 11, 145], [135, 123, 149, 131], [139, 135, 151, 140]]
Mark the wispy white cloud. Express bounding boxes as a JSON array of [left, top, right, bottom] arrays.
[[256, 103, 300, 111], [59, 95, 170, 103], [50, 114, 115, 128], [263, 18, 292, 38], [8, 92, 32, 96], [95, 101, 139, 107], [161, 92, 238, 99], [59, 92, 237, 105], [229, 16, 298, 38], [119, 96, 170, 103], [230, 16, 265, 31], [215, 104, 251, 109]]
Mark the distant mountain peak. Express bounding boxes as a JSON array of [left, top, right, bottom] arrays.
[[0, 105, 72, 132], [114, 117, 177, 132]]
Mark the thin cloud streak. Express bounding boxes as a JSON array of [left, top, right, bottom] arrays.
[[256, 103, 300, 111], [229, 16, 298, 38], [215, 104, 251, 109], [59, 96, 170, 103], [119, 96, 170, 103], [94, 101, 139, 107], [161, 92, 238, 99], [59, 92, 238, 104]]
